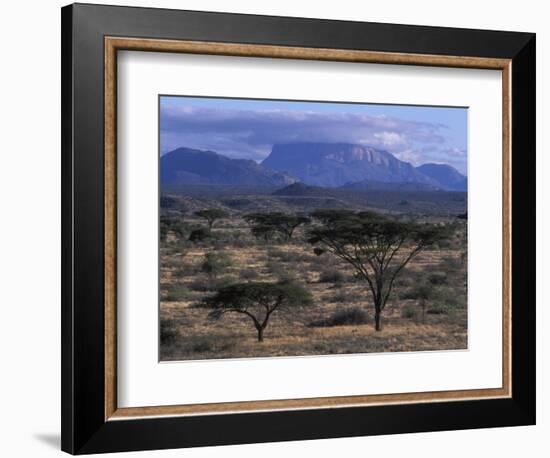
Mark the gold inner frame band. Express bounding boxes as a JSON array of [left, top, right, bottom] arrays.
[[104, 36, 512, 421]]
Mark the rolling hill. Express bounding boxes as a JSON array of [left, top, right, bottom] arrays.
[[160, 147, 296, 187], [416, 163, 468, 191]]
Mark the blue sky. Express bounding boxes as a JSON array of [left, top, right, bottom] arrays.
[[160, 95, 468, 174]]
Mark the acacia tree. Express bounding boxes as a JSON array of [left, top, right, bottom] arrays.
[[194, 209, 229, 232], [244, 212, 311, 241], [198, 281, 313, 341], [308, 210, 450, 331]]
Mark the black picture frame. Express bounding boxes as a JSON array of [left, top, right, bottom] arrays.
[[61, 3, 535, 454]]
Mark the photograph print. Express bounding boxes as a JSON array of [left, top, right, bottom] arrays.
[[159, 95, 468, 362]]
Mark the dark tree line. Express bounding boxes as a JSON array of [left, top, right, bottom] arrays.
[[194, 209, 229, 232], [244, 212, 311, 241]]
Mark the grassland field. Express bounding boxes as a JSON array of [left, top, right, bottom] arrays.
[[160, 196, 467, 361]]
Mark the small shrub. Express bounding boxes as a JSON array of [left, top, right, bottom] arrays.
[[435, 237, 453, 249], [440, 255, 462, 272], [428, 271, 447, 285], [201, 251, 233, 278], [192, 338, 213, 353], [161, 284, 192, 302], [308, 307, 369, 327], [432, 286, 466, 309], [401, 304, 418, 319], [395, 276, 414, 289], [266, 260, 297, 282], [400, 288, 421, 300], [427, 304, 450, 315], [240, 268, 260, 280], [319, 269, 345, 284], [160, 320, 178, 345]]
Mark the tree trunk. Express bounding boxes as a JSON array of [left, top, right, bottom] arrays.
[[257, 327, 264, 342], [374, 309, 382, 331]]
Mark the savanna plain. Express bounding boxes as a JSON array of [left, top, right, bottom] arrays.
[[160, 185, 467, 361]]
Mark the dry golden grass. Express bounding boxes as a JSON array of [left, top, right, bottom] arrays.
[[160, 219, 467, 361]]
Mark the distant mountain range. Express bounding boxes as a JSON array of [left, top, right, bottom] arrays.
[[416, 163, 467, 192], [160, 143, 467, 191], [160, 147, 296, 187], [262, 143, 440, 188]]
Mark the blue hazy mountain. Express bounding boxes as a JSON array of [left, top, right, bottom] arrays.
[[416, 163, 467, 191], [161, 144, 467, 191], [160, 147, 296, 187], [261, 143, 441, 188]]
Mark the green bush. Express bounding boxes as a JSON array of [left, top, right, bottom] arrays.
[[428, 271, 447, 285], [201, 251, 233, 278], [440, 255, 462, 272], [427, 303, 451, 315], [161, 285, 192, 302], [401, 304, 418, 319], [266, 261, 297, 282], [432, 286, 466, 309]]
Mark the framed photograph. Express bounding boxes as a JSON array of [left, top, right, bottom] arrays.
[[61, 3, 536, 454]]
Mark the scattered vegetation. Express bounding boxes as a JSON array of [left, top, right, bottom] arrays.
[[160, 193, 467, 361]]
